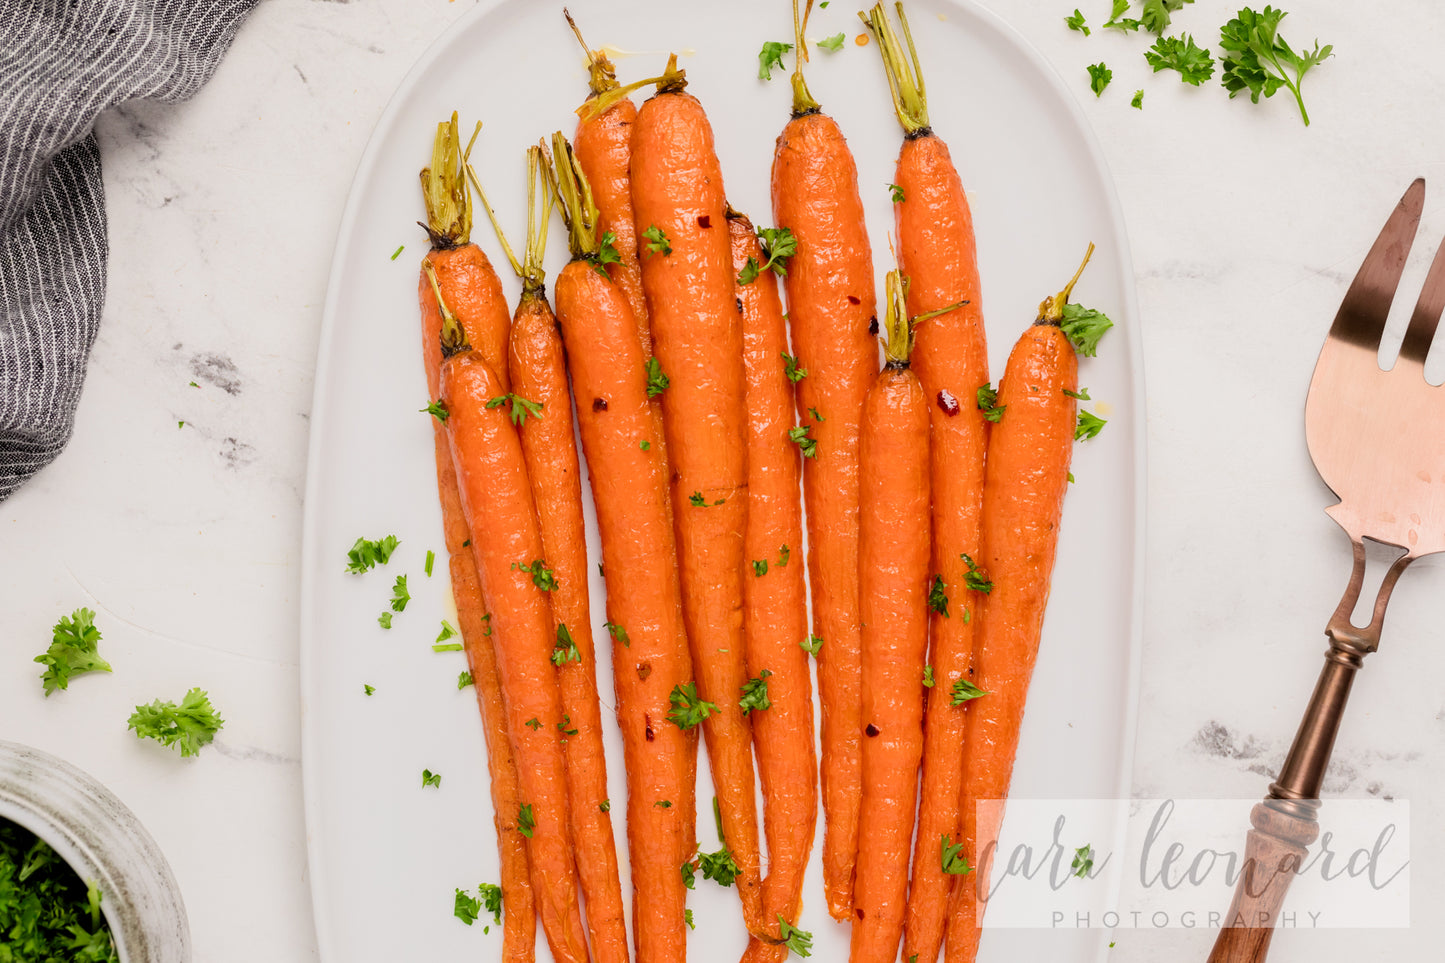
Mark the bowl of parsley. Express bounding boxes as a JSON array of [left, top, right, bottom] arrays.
[[0, 741, 190, 962]]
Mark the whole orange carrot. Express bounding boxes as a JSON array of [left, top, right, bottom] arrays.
[[770, 0, 878, 922], [549, 133, 694, 963], [417, 116, 533, 962], [631, 59, 763, 931], [851, 270, 931, 963], [475, 148, 630, 963], [858, 7, 991, 960], [730, 209, 818, 963], [944, 249, 1096, 963], [438, 287, 591, 963]]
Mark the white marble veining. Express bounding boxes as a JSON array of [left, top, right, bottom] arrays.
[[4, 1, 1445, 959]]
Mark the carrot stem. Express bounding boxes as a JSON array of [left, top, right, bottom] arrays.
[[1040, 242, 1095, 323], [861, 2, 929, 135], [880, 270, 913, 366], [790, 0, 820, 115], [470, 147, 552, 298], [424, 260, 468, 355], [545, 132, 603, 261], [564, 8, 618, 95], [419, 113, 478, 249]]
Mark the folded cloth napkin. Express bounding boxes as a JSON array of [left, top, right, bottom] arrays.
[[0, 0, 260, 501]]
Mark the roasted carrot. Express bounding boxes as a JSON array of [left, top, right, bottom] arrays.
[[730, 210, 817, 963], [450, 555, 537, 962], [850, 270, 932, 963], [769, 0, 879, 922], [420, 113, 511, 395], [567, 10, 652, 353], [548, 133, 694, 963], [943, 249, 1094, 963], [473, 149, 630, 963], [436, 278, 591, 963], [631, 56, 763, 933], [417, 115, 533, 963], [857, 7, 991, 960]]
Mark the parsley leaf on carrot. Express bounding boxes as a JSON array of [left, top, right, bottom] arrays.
[[35, 608, 110, 696], [757, 226, 797, 276], [645, 357, 670, 397], [941, 834, 974, 874], [513, 559, 558, 591], [420, 399, 449, 423], [698, 846, 741, 886], [739, 670, 772, 714], [962, 553, 993, 593], [592, 230, 623, 275], [781, 352, 808, 382], [976, 383, 1006, 423], [758, 41, 793, 80], [950, 678, 988, 705], [551, 623, 581, 666], [518, 803, 536, 838], [889, 183, 905, 203], [788, 424, 818, 459], [802, 634, 823, 656], [1064, 386, 1092, 400], [752, 559, 769, 577], [1219, 6, 1332, 126], [1145, 33, 1215, 85], [668, 682, 717, 730], [127, 688, 223, 757], [606, 621, 630, 647], [779, 915, 814, 957], [485, 393, 544, 426], [642, 225, 672, 256], [738, 256, 762, 285], [928, 576, 950, 618], [923, 665, 936, 688]]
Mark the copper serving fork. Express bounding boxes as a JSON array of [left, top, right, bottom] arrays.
[[1207, 178, 1444, 962]]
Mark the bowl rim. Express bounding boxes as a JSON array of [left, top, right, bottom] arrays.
[[0, 740, 191, 963]]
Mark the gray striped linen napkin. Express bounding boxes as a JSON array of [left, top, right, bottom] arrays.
[[0, 0, 260, 501]]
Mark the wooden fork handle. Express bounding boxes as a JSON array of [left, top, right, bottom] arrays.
[[1206, 801, 1319, 963]]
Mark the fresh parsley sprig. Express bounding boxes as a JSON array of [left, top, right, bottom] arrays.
[[1219, 6, 1332, 126], [1145, 34, 1215, 85], [668, 682, 717, 730], [35, 607, 111, 696], [127, 688, 224, 757]]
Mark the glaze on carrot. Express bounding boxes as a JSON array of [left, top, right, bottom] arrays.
[[631, 58, 763, 932], [858, 7, 991, 960], [417, 116, 533, 963], [730, 210, 817, 962], [549, 133, 694, 963], [943, 250, 1092, 963], [437, 278, 591, 963], [769, 1, 879, 921], [851, 270, 931, 963], [475, 148, 630, 963]]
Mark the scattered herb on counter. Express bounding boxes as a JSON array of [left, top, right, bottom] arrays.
[[346, 535, 399, 573], [1065, 8, 1090, 35], [127, 687, 223, 757], [818, 32, 846, 52], [685, 908, 696, 930], [1145, 33, 1215, 84], [1220, 6, 1332, 126], [1087, 62, 1112, 96], [478, 882, 503, 932], [436, 620, 457, 644], [364, 684, 375, 695], [35, 607, 111, 696], [1132, 88, 1144, 107], [758, 41, 793, 80], [1140, 0, 1194, 34], [0, 820, 119, 962], [377, 612, 393, 629], [422, 769, 442, 788], [454, 887, 481, 925], [1102, 0, 1141, 32], [458, 671, 473, 689], [188, 380, 199, 388], [390, 244, 405, 261]]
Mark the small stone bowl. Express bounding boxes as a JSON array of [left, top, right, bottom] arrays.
[[0, 740, 190, 962]]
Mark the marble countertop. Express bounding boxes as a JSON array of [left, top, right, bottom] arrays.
[[3, 1, 1442, 959]]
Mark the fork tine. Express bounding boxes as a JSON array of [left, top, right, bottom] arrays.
[[1398, 234, 1445, 367], [1328, 178, 1425, 350]]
